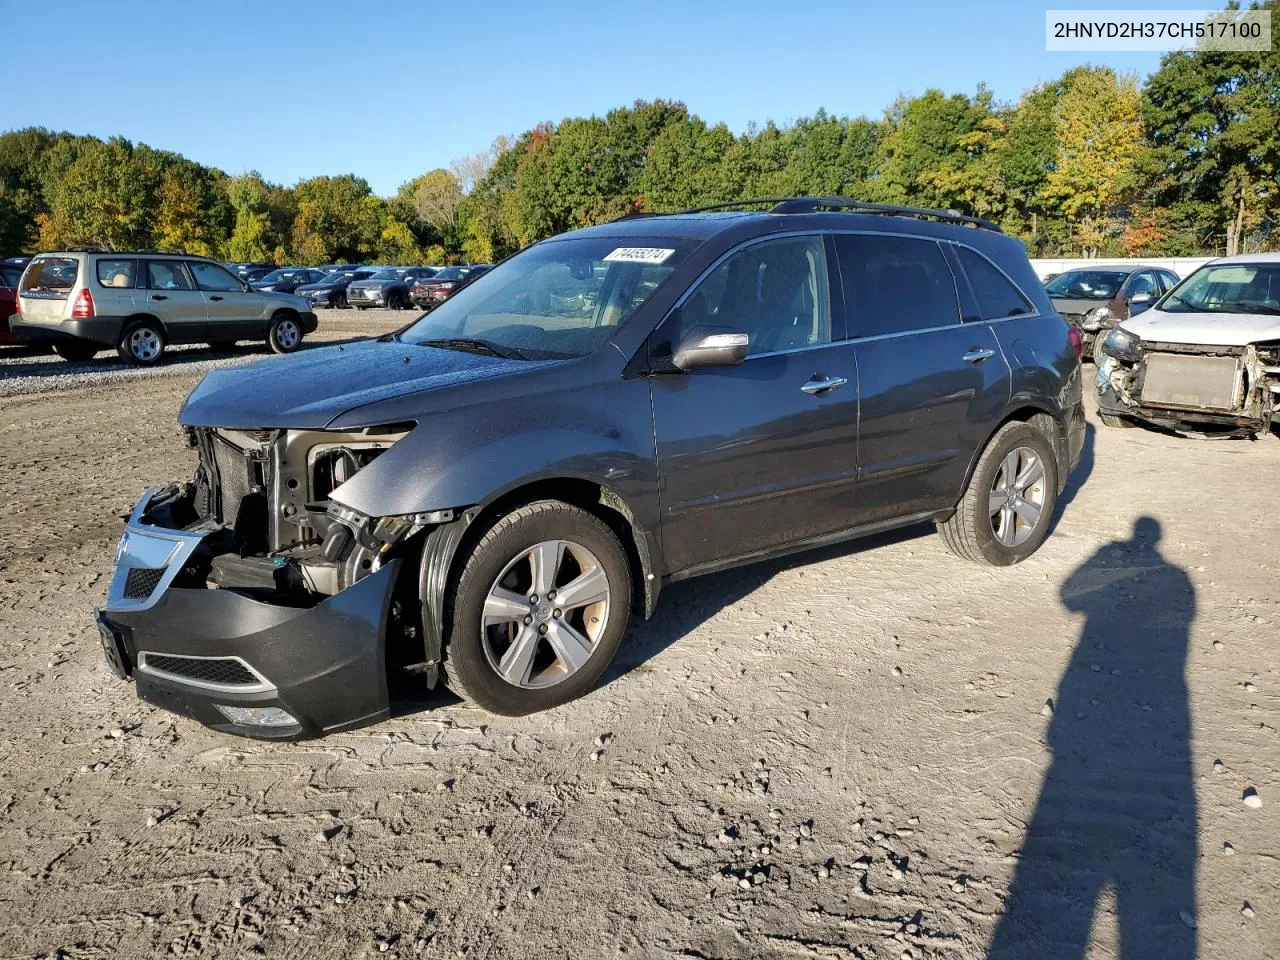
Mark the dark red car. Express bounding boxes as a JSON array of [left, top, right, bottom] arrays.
[[409, 264, 491, 309], [1, 262, 24, 345]]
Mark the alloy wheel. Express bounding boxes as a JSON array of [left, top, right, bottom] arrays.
[[129, 327, 161, 361], [276, 319, 300, 350], [481, 539, 610, 689], [988, 446, 1047, 547]]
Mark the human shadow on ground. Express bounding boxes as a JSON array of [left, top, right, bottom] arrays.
[[988, 516, 1197, 960]]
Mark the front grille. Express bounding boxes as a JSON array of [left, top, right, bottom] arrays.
[[143, 653, 260, 686], [123, 567, 166, 599]]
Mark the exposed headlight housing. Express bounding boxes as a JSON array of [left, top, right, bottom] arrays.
[[1101, 326, 1141, 363], [1081, 305, 1112, 332]]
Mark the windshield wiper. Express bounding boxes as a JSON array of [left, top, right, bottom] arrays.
[[1166, 293, 1207, 312], [417, 337, 529, 360], [1231, 302, 1280, 316]]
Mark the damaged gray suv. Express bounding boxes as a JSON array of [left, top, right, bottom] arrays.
[[97, 198, 1086, 739]]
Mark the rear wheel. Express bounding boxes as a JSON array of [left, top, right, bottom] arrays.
[[332, 291, 347, 310], [117, 320, 165, 365], [938, 421, 1058, 566], [267, 313, 303, 354], [441, 500, 632, 715], [53, 341, 100, 362]]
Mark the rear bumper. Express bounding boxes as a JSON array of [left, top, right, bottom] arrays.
[[12, 316, 125, 347], [97, 488, 398, 740]]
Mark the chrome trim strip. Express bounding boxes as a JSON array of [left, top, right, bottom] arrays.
[[104, 488, 208, 613], [136, 652, 276, 696]]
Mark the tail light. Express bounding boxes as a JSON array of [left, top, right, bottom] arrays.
[[71, 288, 95, 319], [1066, 324, 1083, 358]]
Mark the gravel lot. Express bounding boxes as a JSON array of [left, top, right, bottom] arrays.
[[0, 322, 1277, 960]]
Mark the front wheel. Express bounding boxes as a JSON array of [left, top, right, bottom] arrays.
[[267, 313, 303, 354], [53, 341, 100, 362], [441, 500, 632, 715], [937, 421, 1058, 566]]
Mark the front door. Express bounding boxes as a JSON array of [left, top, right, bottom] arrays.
[[142, 260, 207, 343], [188, 260, 265, 339], [834, 234, 1014, 525], [651, 234, 859, 575]]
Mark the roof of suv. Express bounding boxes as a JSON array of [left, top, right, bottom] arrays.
[[41, 248, 221, 262]]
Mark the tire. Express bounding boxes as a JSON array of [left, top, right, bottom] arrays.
[[333, 291, 347, 310], [441, 500, 633, 715], [937, 421, 1058, 566], [117, 320, 165, 365], [1099, 413, 1136, 429], [390, 290, 410, 310], [355, 305, 367, 312], [52, 342, 100, 362], [267, 312, 303, 354]]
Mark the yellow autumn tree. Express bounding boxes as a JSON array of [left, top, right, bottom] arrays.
[[1043, 67, 1142, 256]]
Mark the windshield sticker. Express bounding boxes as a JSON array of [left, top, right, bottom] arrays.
[[604, 247, 675, 264]]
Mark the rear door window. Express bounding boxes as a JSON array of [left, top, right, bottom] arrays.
[[97, 259, 137, 289], [20, 257, 80, 298], [146, 261, 194, 290], [835, 235, 961, 337], [953, 246, 1033, 320]]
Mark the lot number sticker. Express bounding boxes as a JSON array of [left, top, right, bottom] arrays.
[[603, 247, 675, 264]]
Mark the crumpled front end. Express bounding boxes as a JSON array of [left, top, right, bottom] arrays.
[[97, 423, 443, 739], [1096, 336, 1279, 434]]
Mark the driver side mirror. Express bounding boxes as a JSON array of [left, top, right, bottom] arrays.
[[672, 325, 749, 370], [1129, 291, 1153, 304]]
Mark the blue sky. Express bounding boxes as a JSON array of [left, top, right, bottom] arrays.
[[2, 0, 1169, 196]]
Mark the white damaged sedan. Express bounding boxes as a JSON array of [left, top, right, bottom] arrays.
[[1095, 254, 1280, 436]]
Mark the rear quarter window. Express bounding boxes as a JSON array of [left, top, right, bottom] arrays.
[[20, 257, 80, 298], [836, 235, 961, 337], [954, 247, 1033, 320], [96, 259, 138, 289]]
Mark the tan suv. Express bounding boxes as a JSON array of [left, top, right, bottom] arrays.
[[10, 249, 317, 364]]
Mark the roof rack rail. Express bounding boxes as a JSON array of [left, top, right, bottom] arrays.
[[65, 244, 114, 253], [663, 196, 1001, 232], [768, 196, 1001, 232]]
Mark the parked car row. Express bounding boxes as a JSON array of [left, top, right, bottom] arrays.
[[223, 261, 494, 311]]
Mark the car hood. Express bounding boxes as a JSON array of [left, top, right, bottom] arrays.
[[178, 338, 551, 428], [1050, 297, 1110, 317], [1121, 307, 1280, 347]]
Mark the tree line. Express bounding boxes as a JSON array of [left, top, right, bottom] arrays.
[[1, 19, 1276, 265]]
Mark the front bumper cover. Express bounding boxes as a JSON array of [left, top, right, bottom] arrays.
[[98, 488, 399, 739], [1094, 359, 1268, 432]]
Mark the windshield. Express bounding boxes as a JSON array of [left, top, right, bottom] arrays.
[[432, 267, 466, 280], [400, 236, 692, 360], [1159, 262, 1280, 315], [1044, 270, 1127, 300], [367, 268, 402, 280], [260, 269, 304, 283]]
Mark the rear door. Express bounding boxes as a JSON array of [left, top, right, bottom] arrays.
[[141, 260, 207, 342], [837, 234, 1013, 525], [651, 233, 859, 574], [188, 260, 266, 338]]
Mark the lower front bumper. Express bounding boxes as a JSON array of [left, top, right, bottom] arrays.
[[300, 311, 318, 334], [99, 489, 400, 739]]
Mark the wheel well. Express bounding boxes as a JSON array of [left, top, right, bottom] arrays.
[[986, 406, 1068, 489], [463, 478, 654, 619], [270, 307, 300, 322], [121, 313, 167, 340]]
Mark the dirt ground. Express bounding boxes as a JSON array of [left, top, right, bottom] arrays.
[[0, 313, 1277, 959]]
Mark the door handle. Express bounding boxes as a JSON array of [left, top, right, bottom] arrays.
[[150, 294, 167, 301], [963, 348, 996, 363], [209, 295, 224, 301], [801, 376, 848, 395]]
